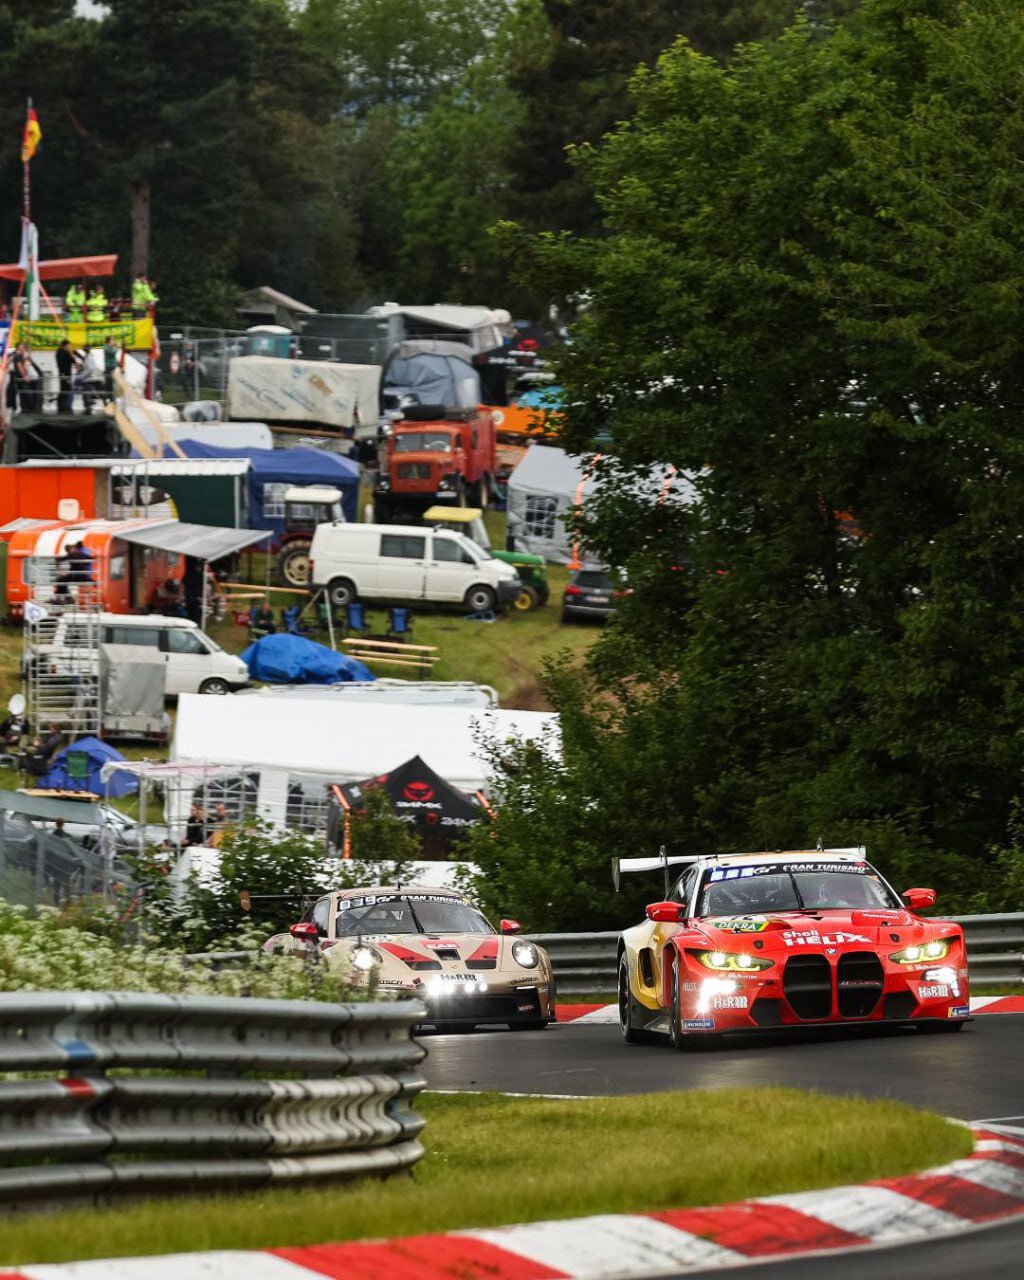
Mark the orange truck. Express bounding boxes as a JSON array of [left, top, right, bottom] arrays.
[[2, 518, 183, 618]]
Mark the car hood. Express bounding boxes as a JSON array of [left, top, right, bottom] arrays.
[[683, 910, 955, 954], [332, 932, 504, 966]]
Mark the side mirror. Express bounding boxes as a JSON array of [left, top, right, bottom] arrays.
[[902, 887, 937, 911], [646, 901, 684, 923], [500, 918, 522, 935], [289, 921, 320, 941]]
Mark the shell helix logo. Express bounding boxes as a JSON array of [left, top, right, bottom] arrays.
[[403, 781, 435, 803]]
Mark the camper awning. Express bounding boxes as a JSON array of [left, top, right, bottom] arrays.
[[0, 254, 118, 283], [0, 789, 103, 824], [114, 522, 271, 560]]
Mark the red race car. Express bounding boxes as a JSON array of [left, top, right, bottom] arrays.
[[615, 848, 970, 1048]]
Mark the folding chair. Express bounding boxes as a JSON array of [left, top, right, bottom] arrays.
[[64, 749, 91, 793], [386, 606, 413, 642], [282, 605, 311, 635]]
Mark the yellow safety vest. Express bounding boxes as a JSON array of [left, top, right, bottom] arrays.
[[87, 292, 107, 321]]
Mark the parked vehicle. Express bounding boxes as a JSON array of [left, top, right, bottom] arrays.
[[561, 565, 627, 623], [308, 522, 520, 613], [29, 614, 249, 697], [374, 405, 497, 521], [422, 506, 549, 610], [275, 485, 346, 588], [2, 519, 184, 619]]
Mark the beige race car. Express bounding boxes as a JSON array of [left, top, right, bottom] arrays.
[[264, 885, 556, 1031]]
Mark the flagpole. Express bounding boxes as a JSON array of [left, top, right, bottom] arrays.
[[23, 98, 31, 223]]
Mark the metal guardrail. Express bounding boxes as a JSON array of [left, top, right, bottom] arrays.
[[0, 992, 426, 1210], [529, 913, 1024, 992]]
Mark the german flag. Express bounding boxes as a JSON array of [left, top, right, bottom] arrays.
[[20, 106, 41, 164]]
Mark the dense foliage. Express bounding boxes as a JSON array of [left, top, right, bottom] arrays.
[[0, 0, 845, 320], [487, 0, 1024, 924]]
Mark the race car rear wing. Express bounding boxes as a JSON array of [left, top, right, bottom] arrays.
[[611, 846, 868, 894]]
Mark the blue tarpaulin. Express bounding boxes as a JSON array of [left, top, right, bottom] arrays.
[[240, 634, 375, 684], [150, 441, 360, 535], [41, 737, 138, 797]]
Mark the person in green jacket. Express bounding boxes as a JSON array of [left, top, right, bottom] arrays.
[[65, 282, 86, 324]]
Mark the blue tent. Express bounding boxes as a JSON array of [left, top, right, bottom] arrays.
[[41, 737, 138, 797], [153, 441, 360, 535], [240, 634, 374, 684]]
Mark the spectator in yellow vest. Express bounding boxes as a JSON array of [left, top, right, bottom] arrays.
[[86, 287, 108, 323], [65, 282, 86, 324]]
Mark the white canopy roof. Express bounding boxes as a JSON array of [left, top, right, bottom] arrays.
[[172, 694, 558, 794]]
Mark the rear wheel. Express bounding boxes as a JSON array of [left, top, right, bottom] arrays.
[[618, 952, 645, 1045], [278, 540, 312, 588], [513, 584, 539, 611], [464, 584, 496, 613], [327, 578, 356, 608]]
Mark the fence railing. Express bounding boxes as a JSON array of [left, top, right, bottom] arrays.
[[0, 992, 426, 1210], [528, 914, 1024, 992]]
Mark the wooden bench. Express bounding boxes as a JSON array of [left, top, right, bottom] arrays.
[[342, 636, 439, 675]]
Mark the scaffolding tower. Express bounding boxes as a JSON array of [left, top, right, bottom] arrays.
[[22, 557, 104, 739]]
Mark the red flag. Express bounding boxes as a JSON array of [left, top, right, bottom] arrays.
[[21, 107, 41, 163]]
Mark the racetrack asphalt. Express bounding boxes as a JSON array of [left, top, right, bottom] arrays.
[[421, 1012, 1024, 1120]]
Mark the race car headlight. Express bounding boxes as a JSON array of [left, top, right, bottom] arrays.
[[889, 939, 952, 964], [350, 945, 381, 971], [512, 940, 539, 969], [695, 950, 774, 973]]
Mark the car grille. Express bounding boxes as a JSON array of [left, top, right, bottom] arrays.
[[396, 462, 432, 480], [465, 959, 497, 970], [425, 993, 539, 1023], [836, 952, 884, 1018], [782, 955, 832, 1020]]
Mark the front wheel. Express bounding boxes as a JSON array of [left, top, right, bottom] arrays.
[[669, 953, 688, 1051], [513, 584, 539, 611], [198, 677, 231, 696], [464, 584, 496, 613], [327, 578, 357, 608]]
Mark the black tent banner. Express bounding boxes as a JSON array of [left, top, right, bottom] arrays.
[[330, 754, 489, 856]]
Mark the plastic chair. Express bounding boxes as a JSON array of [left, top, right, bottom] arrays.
[[282, 605, 310, 635], [344, 602, 368, 636], [386, 606, 413, 641], [64, 749, 91, 792]]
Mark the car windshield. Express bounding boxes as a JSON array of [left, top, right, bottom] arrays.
[[394, 432, 453, 453], [335, 894, 493, 936], [697, 862, 899, 916], [574, 570, 613, 590]]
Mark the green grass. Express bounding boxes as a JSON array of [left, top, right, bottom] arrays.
[[0, 1088, 971, 1265]]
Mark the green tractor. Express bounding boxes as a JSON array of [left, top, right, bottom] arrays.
[[422, 506, 549, 610]]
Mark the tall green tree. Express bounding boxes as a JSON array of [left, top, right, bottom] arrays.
[[495, 0, 1024, 910]]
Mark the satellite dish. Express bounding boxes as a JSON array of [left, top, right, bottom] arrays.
[[8, 693, 25, 716]]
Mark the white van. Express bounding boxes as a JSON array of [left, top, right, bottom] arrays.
[[35, 614, 250, 697], [308, 523, 520, 613]]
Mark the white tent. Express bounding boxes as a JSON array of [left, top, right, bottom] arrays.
[[506, 445, 699, 563], [171, 693, 558, 828]]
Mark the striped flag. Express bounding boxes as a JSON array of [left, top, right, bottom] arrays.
[[20, 106, 41, 163]]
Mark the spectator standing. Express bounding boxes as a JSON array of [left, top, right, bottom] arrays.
[[65, 281, 86, 323], [102, 337, 118, 401], [55, 339, 80, 413], [86, 286, 108, 323]]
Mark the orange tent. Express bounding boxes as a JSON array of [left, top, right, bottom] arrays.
[[0, 254, 117, 283]]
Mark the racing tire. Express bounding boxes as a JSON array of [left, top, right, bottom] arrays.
[[464, 584, 496, 613], [327, 578, 357, 608], [278, 540, 312, 588], [618, 952, 646, 1045], [198, 677, 231, 696], [668, 953, 688, 1051], [513, 584, 539, 612]]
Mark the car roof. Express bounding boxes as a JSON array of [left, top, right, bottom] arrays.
[[61, 613, 198, 629]]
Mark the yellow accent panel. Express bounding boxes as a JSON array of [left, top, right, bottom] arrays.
[[12, 317, 155, 351]]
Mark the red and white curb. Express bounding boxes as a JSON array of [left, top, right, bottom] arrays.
[[557, 994, 1024, 1024], [2, 1125, 1023, 1279]]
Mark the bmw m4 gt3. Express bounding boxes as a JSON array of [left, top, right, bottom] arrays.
[[616, 848, 969, 1048]]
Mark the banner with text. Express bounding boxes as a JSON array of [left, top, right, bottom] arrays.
[[11, 317, 155, 351]]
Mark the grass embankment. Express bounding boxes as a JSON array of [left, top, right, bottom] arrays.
[[0, 1088, 971, 1266]]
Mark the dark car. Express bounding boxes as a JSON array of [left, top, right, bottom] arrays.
[[561, 565, 627, 623]]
